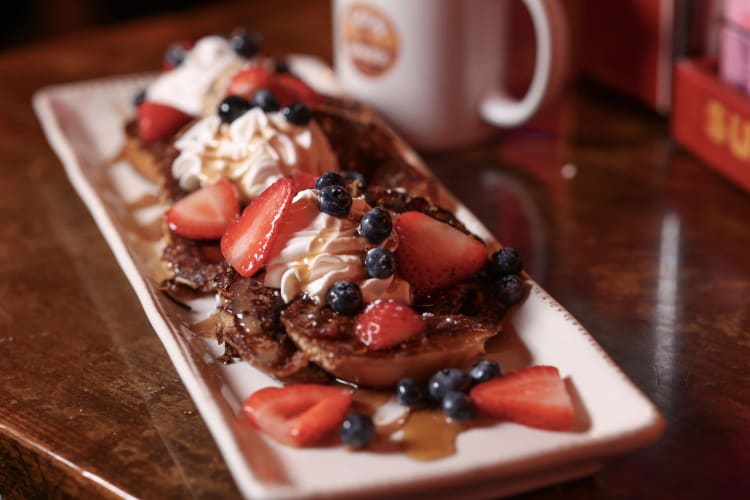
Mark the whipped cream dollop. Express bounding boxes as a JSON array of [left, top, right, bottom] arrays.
[[264, 190, 411, 305], [171, 107, 338, 202], [146, 35, 245, 116]]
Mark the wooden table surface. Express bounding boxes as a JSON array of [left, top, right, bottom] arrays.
[[2, 1, 749, 498]]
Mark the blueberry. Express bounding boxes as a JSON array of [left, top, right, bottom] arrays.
[[340, 413, 375, 448], [282, 102, 312, 126], [164, 43, 188, 68], [218, 95, 251, 123], [359, 207, 392, 244], [315, 171, 345, 191], [326, 281, 363, 315], [318, 185, 352, 217], [364, 247, 395, 279], [229, 28, 263, 59], [469, 359, 502, 386], [442, 391, 476, 421], [396, 378, 431, 408], [249, 88, 280, 112], [489, 248, 523, 278], [428, 368, 470, 402], [133, 88, 146, 107], [496, 274, 524, 306]]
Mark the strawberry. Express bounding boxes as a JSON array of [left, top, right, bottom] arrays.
[[226, 66, 274, 99], [291, 171, 316, 192], [243, 384, 352, 447], [394, 211, 487, 292], [165, 180, 239, 240], [470, 365, 575, 431], [227, 67, 321, 107], [137, 101, 193, 142], [221, 177, 294, 277], [355, 300, 425, 350]]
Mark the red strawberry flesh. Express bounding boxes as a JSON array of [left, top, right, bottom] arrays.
[[137, 101, 192, 142], [355, 300, 425, 350], [166, 180, 239, 240], [221, 177, 294, 277], [470, 365, 575, 431], [394, 211, 487, 292], [243, 384, 352, 446]]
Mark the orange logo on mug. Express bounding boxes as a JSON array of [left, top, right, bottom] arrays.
[[342, 3, 399, 77]]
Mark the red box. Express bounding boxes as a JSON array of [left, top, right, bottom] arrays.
[[671, 57, 750, 194]]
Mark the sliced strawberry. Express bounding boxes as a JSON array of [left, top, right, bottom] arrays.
[[226, 66, 274, 99], [355, 300, 425, 350], [274, 73, 322, 107], [226, 67, 321, 107], [137, 101, 193, 143], [291, 171, 316, 192], [470, 365, 575, 431], [394, 211, 487, 292], [165, 180, 239, 240], [221, 177, 294, 277], [243, 384, 352, 447]]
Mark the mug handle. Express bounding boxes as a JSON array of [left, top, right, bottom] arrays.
[[480, 0, 569, 127]]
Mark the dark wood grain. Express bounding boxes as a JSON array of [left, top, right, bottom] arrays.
[[1, 1, 749, 498]]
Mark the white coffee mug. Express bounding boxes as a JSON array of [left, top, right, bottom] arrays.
[[332, 0, 569, 150]]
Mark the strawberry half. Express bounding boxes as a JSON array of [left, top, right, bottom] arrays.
[[355, 300, 425, 350], [227, 67, 321, 107], [291, 171, 316, 192], [470, 365, 575, 431], [221, 177, 294, 277], [165, 180, 239, 240], [394, 211, 487, 292], [137, 101, 192, 142], [226, 66, 274, 99], [243, 384, 352, 447]]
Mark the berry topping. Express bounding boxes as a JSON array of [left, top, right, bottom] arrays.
[[282, 102, 312, 126], [469, 359, 503, 386], [165, 180, 239, 240], [133, 88, 146, 108], [428, 368, 470, 402], [243, 384, 352, 447], [396, 378, 431, 408], [489, 247, 524, 278], [318, 185, 352, 217], [249, 88, 281, 112], [358, 207, 392, 244], [217, 95, 251, 124], [227, 66, 321, 107], [394, 211, 487, 292], [496, 274, 525, 306], [163, 40, 192, 70], [326, 281, 364, 316], [227, 67, 273, 99], [442, 391, 476, 422], [221, 177, 294, 277], [137, 101, 193, 143], [315, 171, 345, 191], [229, 28, 263, 59], [364, 247, 396, 279], [354, 300, 425, 350], [470, 365, 574, 431], [291, 171, 317, 192], [339, 413, 375, 448]]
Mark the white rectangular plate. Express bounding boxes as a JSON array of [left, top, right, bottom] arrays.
[[33, 65, 663, 499]]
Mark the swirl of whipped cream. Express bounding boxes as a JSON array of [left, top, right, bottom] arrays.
[[264, 190, 411, 305], [171, 107, 338, 202], [146, 35, 245, 116]]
